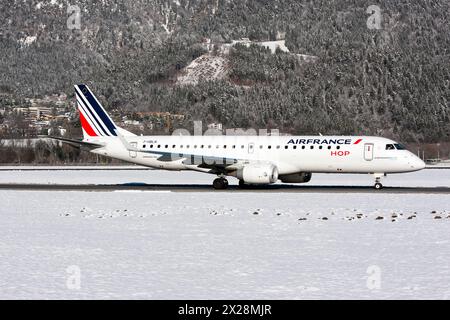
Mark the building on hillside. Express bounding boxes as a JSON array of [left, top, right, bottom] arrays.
[[124, 120, 142, 126], [48, 127, 67, 136], [207, 123, 223, 131], [131, 112, 185, 130], [14, 106, 53, 120]]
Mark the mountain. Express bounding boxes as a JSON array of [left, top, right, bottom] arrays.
[[0, 0, 449, 143]]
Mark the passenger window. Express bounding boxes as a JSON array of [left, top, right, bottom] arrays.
[[268, 146, 272, 149], [293, 146, 297, 150], [327, 146, 331, 150], [165, 145, 168, 148], [150, 145, 153, 148], [386, 144, 395, 150], [157, 145, 161, 148], [310, 146, 314, 149], [284, 146, 288, 149], [302, 146, 305, 149], [143, 145, 146, 148], [336, 146, 340, 150], [172, 145, 176, 148], [319, 146, 323, 150]]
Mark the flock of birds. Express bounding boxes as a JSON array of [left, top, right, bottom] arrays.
[[58, 207, 450, 223], [208, 207, 450, 223]]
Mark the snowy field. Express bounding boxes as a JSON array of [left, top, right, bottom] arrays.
[[0, 169, 450, 299]]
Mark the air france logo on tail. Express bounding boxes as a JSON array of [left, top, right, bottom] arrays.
[[75, 84, 118, 137]]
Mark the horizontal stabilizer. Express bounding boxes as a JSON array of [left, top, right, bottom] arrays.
[[50, 136, 105, 149]]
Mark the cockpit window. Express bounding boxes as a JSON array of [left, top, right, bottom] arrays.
[[394, 143, 406, 150], [385, 144, 395, 150]]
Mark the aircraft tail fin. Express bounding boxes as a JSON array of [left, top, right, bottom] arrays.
[[74, 84, 135, 139]]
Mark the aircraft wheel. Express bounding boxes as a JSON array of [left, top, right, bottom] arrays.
[[213, 178, 228, 190], [374, 182, 383, 190], [238, 180, 247, 189]]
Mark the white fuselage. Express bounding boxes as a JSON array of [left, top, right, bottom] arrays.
[[85, 135, 425, 177]]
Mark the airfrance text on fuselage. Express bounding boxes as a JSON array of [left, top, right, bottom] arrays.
[[287, 138, 352, 145]]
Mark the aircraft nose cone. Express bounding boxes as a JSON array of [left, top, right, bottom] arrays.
[[412, 157, 426, 170], [417, 158, 426, 170]]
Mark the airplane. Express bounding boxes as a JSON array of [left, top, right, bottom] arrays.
[[52, 84, 426, 190]]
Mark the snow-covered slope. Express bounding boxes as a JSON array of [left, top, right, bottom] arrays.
[[227, 39, 317, 61], [175, 39, 317, 85], [176, 54, 228, 85]]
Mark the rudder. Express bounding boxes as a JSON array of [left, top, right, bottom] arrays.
[[75, 84, 118, 138]]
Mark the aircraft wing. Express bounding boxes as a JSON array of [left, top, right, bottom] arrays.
[[116, 131, 247, 173], [142, 149, 246, 174]]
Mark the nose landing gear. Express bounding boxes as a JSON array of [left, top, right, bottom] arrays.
[[373, 173, 384, 190], [213, 177, 229, 190]]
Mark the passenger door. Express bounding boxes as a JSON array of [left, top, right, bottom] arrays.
[[364, 143, 374, 161]]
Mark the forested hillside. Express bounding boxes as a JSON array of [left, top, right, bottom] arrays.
[[0, 0, 449, 143]]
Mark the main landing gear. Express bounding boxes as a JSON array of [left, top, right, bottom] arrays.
[[373, 173, 384, 190], [213, 177, 229, 190]]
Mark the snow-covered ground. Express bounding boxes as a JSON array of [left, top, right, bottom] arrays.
[[0, 167, 449, 188], [225, 39, 318, 62], [0, 169, 449, 299]]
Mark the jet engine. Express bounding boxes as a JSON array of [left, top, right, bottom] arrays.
[[236, 164, 279, 184], [279, 172, 312, 183]]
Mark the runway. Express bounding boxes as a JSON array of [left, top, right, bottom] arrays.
[[0, 183, 449, 193]]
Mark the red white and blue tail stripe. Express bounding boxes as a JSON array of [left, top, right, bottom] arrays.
[[75, 84, 118, 137]]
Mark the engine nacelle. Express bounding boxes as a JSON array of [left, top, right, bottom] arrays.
[[279, 172, 312, 183], [236, 164, 279, 184]]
